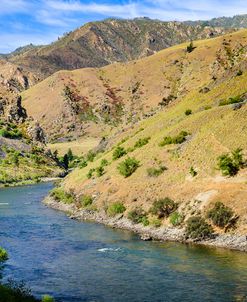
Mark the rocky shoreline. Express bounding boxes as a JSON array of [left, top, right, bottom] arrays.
[[44, 196, 247, 252]]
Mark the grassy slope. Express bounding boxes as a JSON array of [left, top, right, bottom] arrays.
[[50, 30, 247, 235], [22, 29, 247, 141]]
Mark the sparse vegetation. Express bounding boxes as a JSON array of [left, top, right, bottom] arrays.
[[207, 202, 234, 228], [80, 195, 93, 207], [128, 208, 149, 225], [185, 109, 192, 116], [189, 166, 197, 177], [117, 157, 140, 177], [186, 41, 196, 53], [149, 217, 162, 228], [147, 166, 167, 177], [217, 148, 244, 176], [87, 168, 95, 179], [107, 202, 126, 217], [159, 131, 189, 147], [50, 188, 74, 204], [219, 95, 243, 106], [113, 146, 127, 160], [134, 137, 150, 149], [169, 212, 184, 226], [186, 216, 213, 240], [150, 198, 177, 218]]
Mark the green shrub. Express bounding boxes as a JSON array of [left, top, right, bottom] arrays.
[[169, 212, 184, 226], [185, 109, 192, 116], [147, 166, 167, 177], [149, 217, 162, 228], [80, 195, 93, 207], [50, 188, 74, 204], [42, 295, 55, 302], [217, 148, 244, 176], [204, 105, 212, 110], [79, 159, 88, 169], [186, 41, 196, 53], [159, 131, 189, 147], [134, 137, 150, 149], [100, 159, 109, 167], [117, 157, 140, 177], [207, 202, 234, 228], [186, 216, 213, 240], [0, 247, 8, 262], [107, 202, 126, 217], [150, 198, 177, 218], [95, 166, 104, 177], [236, 70, 243, 76], [189, 166, 197, 177], [87, 168, 95, 179], [219, 95, 242, 106], [86, 151, 96, 162], [128, 208, 148, 225], [113, 146, 127, 160]]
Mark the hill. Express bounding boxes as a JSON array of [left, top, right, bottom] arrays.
[[0, 85, 63, 186], [186, 14, 247, 28], [10, 18, 232, 79], [43, 29, 247, 249], [22, 29, 247, 142]]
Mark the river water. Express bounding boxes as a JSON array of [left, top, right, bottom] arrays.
[[0, 183, 247, 302]]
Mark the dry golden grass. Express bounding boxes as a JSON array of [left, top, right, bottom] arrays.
[[47, 137, 100, 156]]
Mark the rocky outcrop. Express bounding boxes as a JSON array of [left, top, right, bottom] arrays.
[[27, 122, 46, 144], [6, 95, 27, 123]]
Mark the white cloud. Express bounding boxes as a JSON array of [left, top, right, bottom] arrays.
[[0, 0, 30, 14]]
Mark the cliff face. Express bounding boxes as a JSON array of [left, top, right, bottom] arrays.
[[9, 18, 232, 79]]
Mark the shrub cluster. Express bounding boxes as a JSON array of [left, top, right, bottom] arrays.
[[217, 148, 244, 176], [207, 202, 234, 228], [113, 146, 127, 160], [117, 157, 140, 177], [186, 216, 213, 240], [159, 131, 189, 147], [134, 137, 150, 149], [219, 95, 243, 106], [150, 198, 177, 218], [50, 188, 74, 204], [169, 212, 184, 226], [128, 208, 149, 226], [147, 166, 167, 177], [80, 195, 93, 207], [107, 202, 126, 217]]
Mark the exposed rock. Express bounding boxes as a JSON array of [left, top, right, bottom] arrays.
[[27, 122, 46, 144], [6, 95, 27, 123]]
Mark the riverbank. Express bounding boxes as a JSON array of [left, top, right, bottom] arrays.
[[44, 196, 247, 252], [0, 177, 61, 189]]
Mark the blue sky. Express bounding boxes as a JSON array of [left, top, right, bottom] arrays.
[[0, 0, 246, 53]]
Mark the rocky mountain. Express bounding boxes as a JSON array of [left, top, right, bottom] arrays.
[[9, 18, 232, 79], [186, 14, 247, 28]]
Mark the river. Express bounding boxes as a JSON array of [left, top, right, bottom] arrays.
[[0, 183, 247, 302]]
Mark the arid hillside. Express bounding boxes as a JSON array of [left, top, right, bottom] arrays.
[[10, 18, 232, 79], [43, 29, 247, 242], [22, 29, 247, 142]]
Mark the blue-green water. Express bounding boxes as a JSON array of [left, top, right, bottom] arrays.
[[0, 183, 247, 302]]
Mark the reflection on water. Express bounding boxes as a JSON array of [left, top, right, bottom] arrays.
[[0, 183, 247, 302]]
